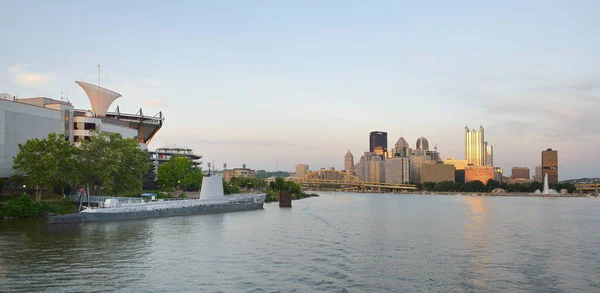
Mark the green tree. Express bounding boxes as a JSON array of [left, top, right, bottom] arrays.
[[13, 133, 78, 202], [157, 155, 203, 191], [486, 179, 500, 192], [78, 132, 148, 196], [223, 179, 241, 194], [462, 180, 485, 192], [422, 182, 436, 191]]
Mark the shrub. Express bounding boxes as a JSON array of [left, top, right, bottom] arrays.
[[7, 193, 39, 218]]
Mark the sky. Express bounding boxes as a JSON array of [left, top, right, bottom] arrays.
[[1, 0, 599, 179]]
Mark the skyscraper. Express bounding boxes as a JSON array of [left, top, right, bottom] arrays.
[[542, 148, 558, 184], [369, 131, 388, 153], [465, 126, 485, 166], [415, 136, 429, 151], [344, 150, 355, 174], [485, 142, 493, 166]]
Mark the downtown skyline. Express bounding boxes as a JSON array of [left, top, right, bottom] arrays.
[[1, 1, 599, 179]]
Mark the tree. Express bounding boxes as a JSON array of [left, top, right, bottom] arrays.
[[422, 182, 436, 191], [13, 133, 78, 202], [78, 132, 148, 196], [157, 155, 203, 191], [223, 179, 240, 195], [462, 180, 485, 192], [486, 179, 500, 191]]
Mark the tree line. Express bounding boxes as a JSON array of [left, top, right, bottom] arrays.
[[12, 132, 148, 202], [419, 179, 576, 193]]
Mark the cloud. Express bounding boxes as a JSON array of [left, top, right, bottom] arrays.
[[483, 87, 599, 143], [7, 65, 55, 87], [144, 99, 168, 108]]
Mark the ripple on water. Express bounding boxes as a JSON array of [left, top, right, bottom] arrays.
[[1, 194, 600, 292]]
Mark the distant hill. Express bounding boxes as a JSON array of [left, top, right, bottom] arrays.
[[561, 178, 599, 184]]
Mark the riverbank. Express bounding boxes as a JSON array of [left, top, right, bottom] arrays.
[[0, 193, 77, 220], [307, 190, 592, 198]]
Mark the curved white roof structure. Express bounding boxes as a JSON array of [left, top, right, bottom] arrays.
[[75, 81, 121, 116]]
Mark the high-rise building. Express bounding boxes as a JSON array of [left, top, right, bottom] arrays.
[[410, 153, 430, 183], [415, 136, 429, 151], [511, 167, 530, 179], [534, 165, 543, 182], [485, 142, 493, 166], [542, 148, 558, 184], [369, 131, 388, 153], [391, 136, 411, 157], [385, 157, 411, 184], [355, 156, 366, 181], [465, 126, 485, 166], [295, 164, 309, 178], [365, 155, 385, 183], [344, 150, 355, 174]]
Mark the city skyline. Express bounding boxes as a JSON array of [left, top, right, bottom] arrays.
[[1, 1, 598, 179]]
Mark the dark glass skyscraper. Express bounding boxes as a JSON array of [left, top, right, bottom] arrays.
[[369, 131, 388, 153]]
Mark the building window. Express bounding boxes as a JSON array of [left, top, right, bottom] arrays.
[[64, 110, 70, 140], [84, 123, 96, 130], [74, 136, 79, 142]]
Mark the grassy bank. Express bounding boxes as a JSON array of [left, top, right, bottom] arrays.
[[0, 193, 76, 219]]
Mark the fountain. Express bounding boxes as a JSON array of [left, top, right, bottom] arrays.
[[534, 174, 558, 195]]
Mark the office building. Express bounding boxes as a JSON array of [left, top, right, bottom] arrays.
[[295, 164, 309, 178], [465, 126, 485, 166], [222, 164, 256, 182], [542, 148, 558, 184], [374, 146, 385, 158], [465, 165, 495, 184], [410, 153, 428, 184], [0, 81, 164, 178], [444, 157, 468, 183], [369, 131, 388, 153], [485, 142, 493, 166], [420, 162, 455, 184], [511, 167, 530, 180], [534, 165, 543, 182], [389, 136, 411, 158], [415, 136, 429, 151], [355, 156, 366, 181], [494, 167, 503, 183], [365, 155, 385, 183], [344, 150, 355, 174], [385, 157, 411, 184]]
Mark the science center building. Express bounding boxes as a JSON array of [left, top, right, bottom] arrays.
[[0, 81, 164, 178]]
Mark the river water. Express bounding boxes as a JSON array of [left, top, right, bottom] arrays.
[[1, 193, 599, 292]]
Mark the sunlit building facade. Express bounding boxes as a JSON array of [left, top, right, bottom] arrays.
[[485, 142, 493, 166], [465, 126, 485, 166], [295, 164, 309, 178], [344, 150, 355, 174]]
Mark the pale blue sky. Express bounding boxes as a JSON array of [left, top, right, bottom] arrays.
[[1, 1, 599, 179]]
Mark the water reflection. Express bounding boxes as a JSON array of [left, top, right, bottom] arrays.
[[462, 196, 491, 289], [1, 195, 599, 292]]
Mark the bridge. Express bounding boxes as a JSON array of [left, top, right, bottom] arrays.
[[297, 170, 416, 192]]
